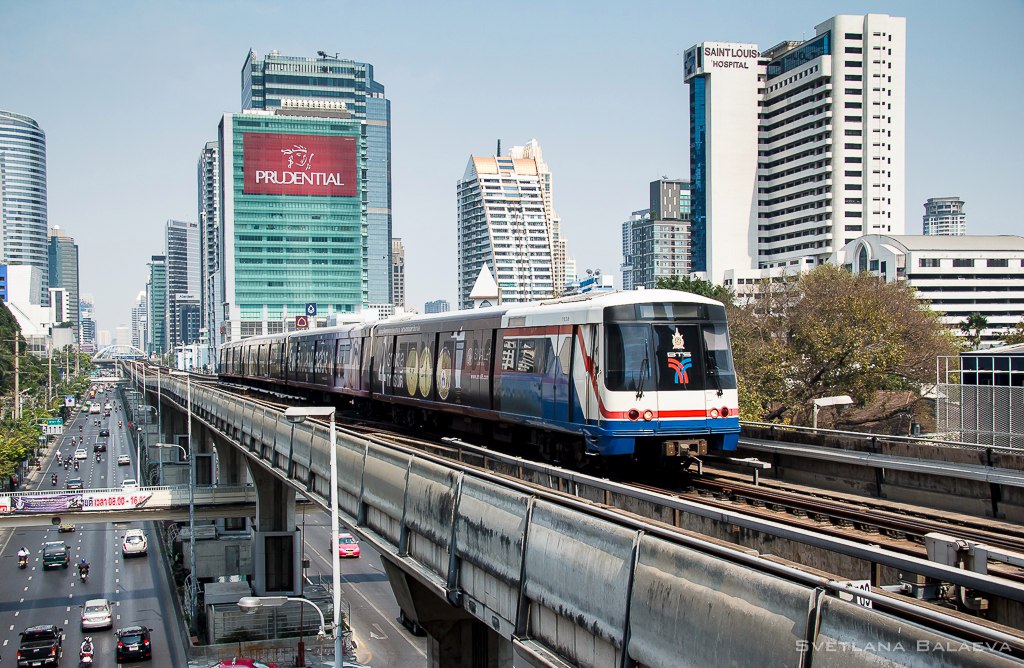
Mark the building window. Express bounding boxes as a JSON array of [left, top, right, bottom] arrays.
[[919, 258, 940, 268], [952, 258, 974, 268], [987, 258, 1008, 268]]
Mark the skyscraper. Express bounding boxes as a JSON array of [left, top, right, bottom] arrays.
[[197, 141, 220, 359], [456, 140, 564, 309], [624, 180, 693, 289], [130, 291, 147, 352], [47, 226, 80, 337], [79, 296, 96, 352], [217, 102, 366, 341], [684, 14, 906, 284], [0, 111, 49, 305], [165, 220, 201, 350], [424, 299, 450, 314], [242, 50, 392, 307], [147, 255, 167, 355], [923, 197, 966, 236], [391, 238, 405, 309]]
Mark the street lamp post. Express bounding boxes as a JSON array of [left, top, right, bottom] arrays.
[[284, 406, 340, 664], [170, 371, 197, 632], [237, 595, 327, 646], [812, 395, 854, 430]]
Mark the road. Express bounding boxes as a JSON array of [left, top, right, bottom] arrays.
[[1, 386, 428, 667]]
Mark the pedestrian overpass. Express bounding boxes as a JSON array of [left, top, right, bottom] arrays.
[[0, 485, 258, 528]]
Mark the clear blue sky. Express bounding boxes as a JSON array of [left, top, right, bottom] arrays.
[[2, 0, 1021, 334]]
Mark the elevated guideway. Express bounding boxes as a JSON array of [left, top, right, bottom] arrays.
[[120, 363, 1024, 668], [0, 484, 257, 527]]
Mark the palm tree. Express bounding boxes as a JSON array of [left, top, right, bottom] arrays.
[[960, 312, 989, 350]]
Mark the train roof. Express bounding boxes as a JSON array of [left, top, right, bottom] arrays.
[[222, 289, 725, 348]]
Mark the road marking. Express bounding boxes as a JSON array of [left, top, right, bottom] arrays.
[[8, 625, 13, 631], [14, 611, 18, 617], [370, 623, 388, 640]]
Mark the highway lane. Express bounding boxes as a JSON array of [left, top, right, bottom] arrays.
[[299, 509, 429, 667], [0, 392, 187, 667]]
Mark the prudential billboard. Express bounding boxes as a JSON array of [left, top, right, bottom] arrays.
[[243, 133, 357, 197]]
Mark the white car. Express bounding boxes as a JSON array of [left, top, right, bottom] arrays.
[[122, 529, 147, 557], [117, 454, 131, 466], [74, 448, 88, 460], [81, 598, 113, 630], [121, 479, 138, 490]]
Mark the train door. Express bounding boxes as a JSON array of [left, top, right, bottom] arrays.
[[549, 329, 572, 424], [571, 325, 599, 423]]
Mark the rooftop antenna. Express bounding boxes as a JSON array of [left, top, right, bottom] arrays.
[[496, 139, 501, 157]]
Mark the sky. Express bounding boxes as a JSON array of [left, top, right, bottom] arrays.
[[2, 0, 1022, 334]]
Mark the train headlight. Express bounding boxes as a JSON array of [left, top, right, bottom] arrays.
[[627, 409, 640, 421], [643, 410, 654, 421], [709, 408, 720, 418]]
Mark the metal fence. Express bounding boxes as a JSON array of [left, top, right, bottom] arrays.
[[936, 355, 1024, 449]]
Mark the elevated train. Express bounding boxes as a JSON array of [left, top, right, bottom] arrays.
[[219, 290, 740, 465]]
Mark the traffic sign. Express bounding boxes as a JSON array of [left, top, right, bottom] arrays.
[[295, 315, 309, 330], [45, 418, 63, 426], [305, 302, 317, 316], [64, 396, 75, 407]]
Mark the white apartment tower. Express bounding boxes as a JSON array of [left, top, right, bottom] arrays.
[[685, 14, 906, 284], [457, 140, 564, 309]]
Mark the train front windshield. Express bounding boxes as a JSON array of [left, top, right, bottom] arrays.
[[604, 320, 737, 393]]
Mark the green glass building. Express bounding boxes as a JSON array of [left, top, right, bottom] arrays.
[[217, 105, 366, 341]]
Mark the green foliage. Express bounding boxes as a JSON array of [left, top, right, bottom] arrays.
[[1001, 318, 1024, 346], [656, 274, 734, 306], [959, 312, 989, 350], [728, 264, 959, 425]]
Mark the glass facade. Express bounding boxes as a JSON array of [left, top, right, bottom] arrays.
[[226, 113, 365, 334], [147, 256, 167, 355], [0, 110, 49, 305], [242, 52, 391, 306], [47, 229, 79, 335], [689, 78, 707, 273], [767, 32, 831, 80]]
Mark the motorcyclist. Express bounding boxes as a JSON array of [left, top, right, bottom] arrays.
[[80, 636, 94, 658], [74, 460, 80, 471], [96, 453, 101, 462], [51, 473, 58, 485], [17, 546, 29, 566], [78, 559, 90, 577]]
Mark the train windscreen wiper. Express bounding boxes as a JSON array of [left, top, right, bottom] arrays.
[[705, 349, 724, 397], [636, 340, 650, 400]]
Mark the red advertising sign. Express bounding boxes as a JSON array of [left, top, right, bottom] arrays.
[[243, 133, 357, 197]]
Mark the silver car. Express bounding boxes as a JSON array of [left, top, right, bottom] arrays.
[[81, 598, 112, 630], [122, 529, 147, 557]]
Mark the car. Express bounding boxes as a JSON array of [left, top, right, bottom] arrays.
[[17, 625, 64, 667], [338, 532, 360, 558], [41, 541, 70, 569], [118, 454, 131, 466], [74, 448, 88, 460], [58, 523, 76, 533], [115, 625, 152, 661], [81, 598, 113, 630], [104, 411, 111, 416], [218, 659, 279, 668], [94, 439, 107, 453], [122, 529, 148, 557], [121, 478, 138, 490], [65, 477, 84, 490], [99, 428, 110, 437]]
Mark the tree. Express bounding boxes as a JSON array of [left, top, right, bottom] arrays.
[[1002, 318, 1024, 345], [656, 274, 734, 306], [728, 264, 959, 425], [959, 312, 989, 350]]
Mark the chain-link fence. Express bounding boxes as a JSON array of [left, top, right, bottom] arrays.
[[936, 355, 1023, 449]]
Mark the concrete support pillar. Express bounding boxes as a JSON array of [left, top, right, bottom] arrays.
[[248, 462, 301, 595], [380, 557, 511, 668], [216, 433, 246, 485]]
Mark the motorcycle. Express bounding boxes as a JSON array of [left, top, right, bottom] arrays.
[[80, 640, 94, 665], [74, 460, 80, 471], [18, 554, 28, 569], [79, 568, 88, 583], [51, 473, 58, 486], [96, 453, 101, 463]]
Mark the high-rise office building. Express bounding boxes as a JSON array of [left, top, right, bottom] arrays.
[[456, 140, 563, 309], [391, 238, 405, 309], [242, 50, 392, 307], [624, 180, 693, 289], [197, 141, 220, 359], [147, 255, 167, 355], [79, 296, 96, 351], [47, 226, 80, 337], [684, 14, 906, 284], [0, 111, 50, 305], [424, 299, 450, 314], [217, 103, 365, 340], [165, 220, 201, 350], [923, 197, 966, 236], [130, 291, 147, 352]]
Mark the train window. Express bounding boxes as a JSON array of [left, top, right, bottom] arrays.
[[652, 324, 705, 391], [702, 324, 738, 390], [605, 325, 652, 392], [501, 339, 517, 372], [557, 338, 571, 375]]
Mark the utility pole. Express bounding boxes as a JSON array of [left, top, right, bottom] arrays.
[[13, 337, 20, 420]]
